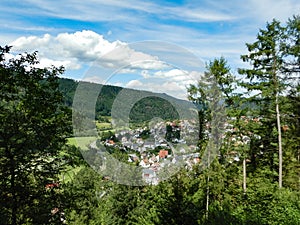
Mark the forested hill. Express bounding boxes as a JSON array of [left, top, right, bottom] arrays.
[[58, 78, 194, 122]]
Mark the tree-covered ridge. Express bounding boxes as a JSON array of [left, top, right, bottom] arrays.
[[58, 78, 191, 123], [58, 78, 122, 116]]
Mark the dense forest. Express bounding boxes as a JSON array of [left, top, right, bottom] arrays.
[[58, 78, 188, 124], [0, 15, 300, 225]]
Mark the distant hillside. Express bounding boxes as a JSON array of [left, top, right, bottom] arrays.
[[58, 78, 195, 123]]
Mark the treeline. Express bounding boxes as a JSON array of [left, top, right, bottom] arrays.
[[61, 162, 300, 225], [58, 78, 186, 123]]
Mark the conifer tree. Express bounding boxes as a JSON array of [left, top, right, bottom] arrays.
[[239, 20, 286, 188]]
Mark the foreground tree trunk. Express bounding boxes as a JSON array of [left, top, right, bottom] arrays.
[[243, 158, 247, 193], [206, 175, 210, 218], [276, 95, 283, 188]]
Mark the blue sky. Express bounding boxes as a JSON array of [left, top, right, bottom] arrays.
[[1, 0, 299, 99]]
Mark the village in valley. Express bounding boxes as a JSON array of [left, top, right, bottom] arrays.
[[96, 115, 265, 185], [99, 119, 200, 184]]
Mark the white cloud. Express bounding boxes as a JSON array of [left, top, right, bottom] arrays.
[[141, 70, 150, 78], [247, 0, 300, 22], [130, 60, 169, 70], [3, 0, 299, 81], [82, 76, 106, 84], [165, 6, 235, 22], [126, 80, 143, 88], [19, 0, 236, 23], [11, 34, 52, 51], [56, 30, 124, 61], [18, 0, 298, 30], [9, 30, 168, 70], [121, 68, 203, 100], [155, 69, 187, 78], [117, 23, 254, 71], [38, 58, 81, 70], [153, 69, 202, 87], [118, 68, 137, 74], [124, 79, 189, 100]]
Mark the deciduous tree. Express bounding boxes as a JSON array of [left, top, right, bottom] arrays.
[[0, 46, 71, 224]]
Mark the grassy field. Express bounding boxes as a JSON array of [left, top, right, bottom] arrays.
[[67, 136, 97, 150], [63, 137, 98, 183], [96, 121, 111, 129], [96, 119, 116, 136]]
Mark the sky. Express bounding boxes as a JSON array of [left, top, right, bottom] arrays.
[[1, 0, 300, 99]]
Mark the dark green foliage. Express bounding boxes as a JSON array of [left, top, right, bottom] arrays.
[[165, 124, 180, 142], [96, 84, 123, 117], [239, 17, 300, 188], [58, 78, 184, 123], [58, 78, 78, 107], [138, 129, 151, 140], [63, 166, 107, 225], [284, 15, 300, 74], [129, 96, 180, 123], [0, 46, 71, 224]]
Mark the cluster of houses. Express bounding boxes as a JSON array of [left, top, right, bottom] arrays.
[[222, 116, 264, 163], [91, 112, 293, 187], [102, 120, 201, 184], [101, 116, 267, 184]]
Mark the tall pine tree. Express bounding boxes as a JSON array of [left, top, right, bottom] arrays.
[[239, 19, 286, 188]]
